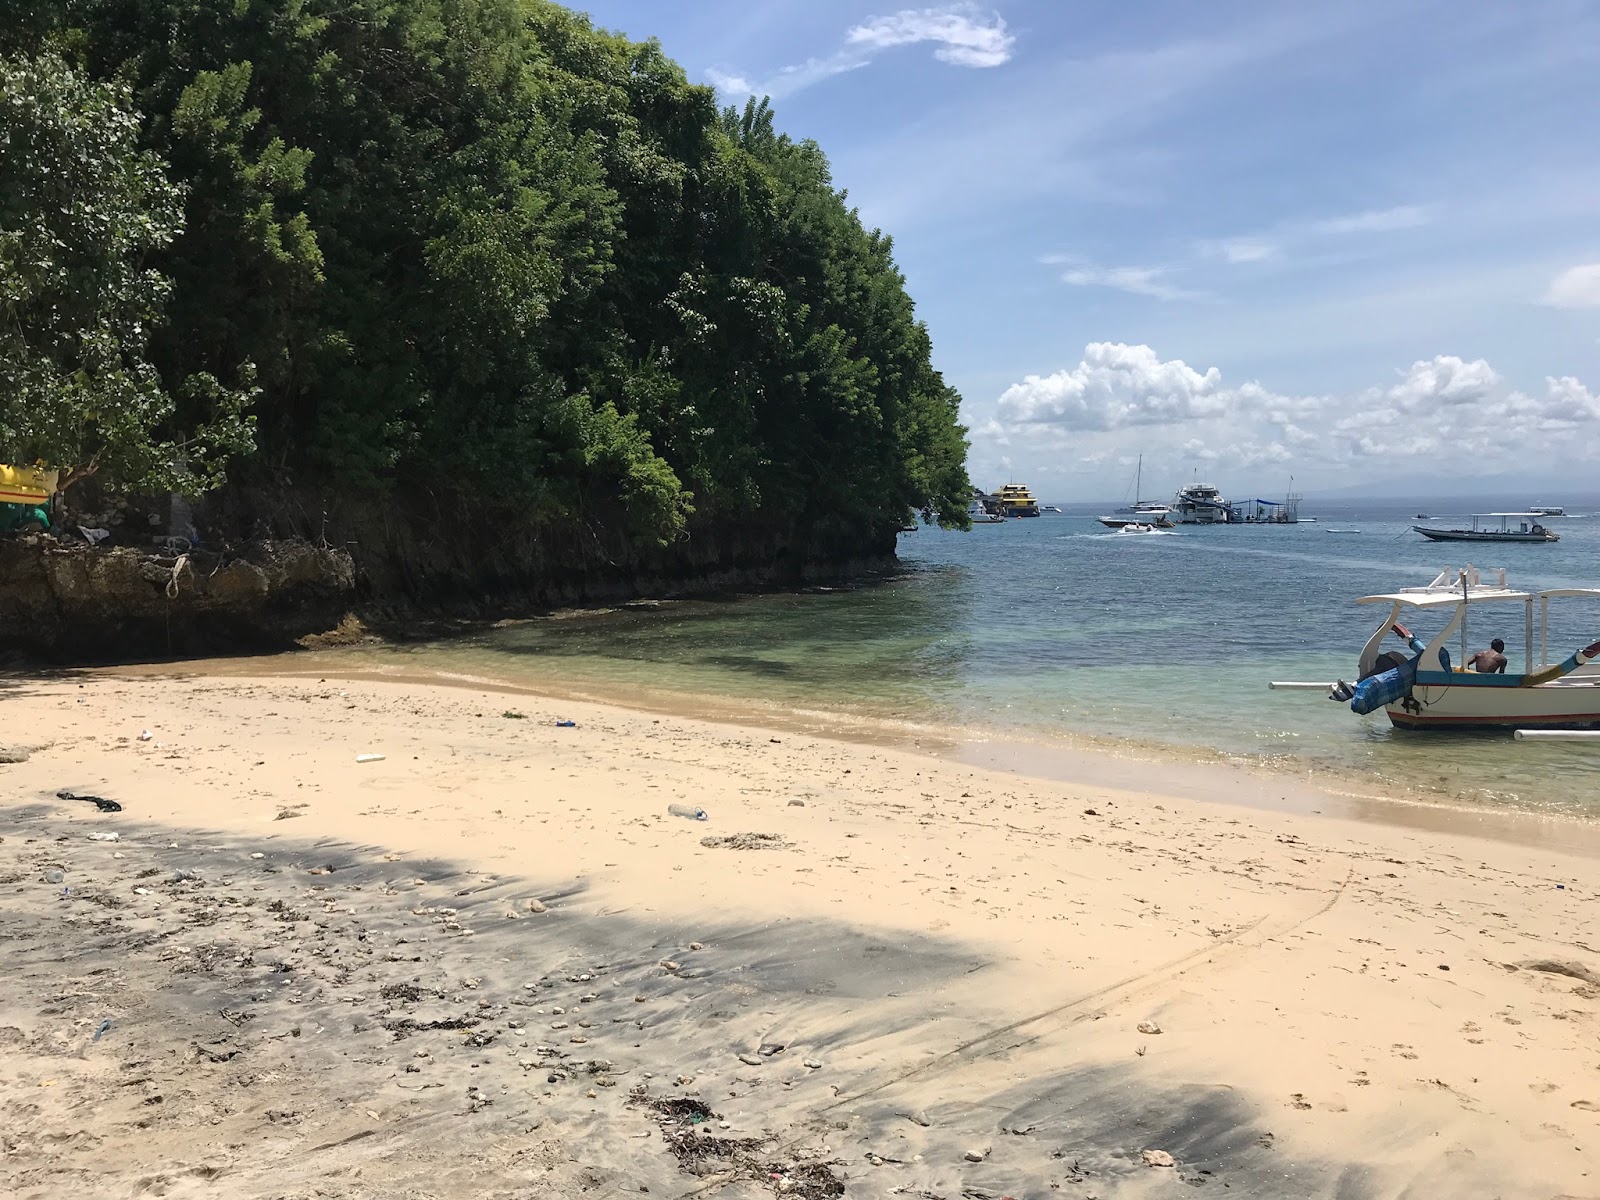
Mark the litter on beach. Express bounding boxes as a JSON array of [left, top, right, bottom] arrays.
[[355, 753, 386, 763]]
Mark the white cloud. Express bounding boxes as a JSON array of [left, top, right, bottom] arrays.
[[1543, 262, 1600, 308], [1385, 355, 1500, 410], [709, 3, 1013, 102], [997, 343, 1228, 428], [705, 68, 756, 98], [982, 344, 1600, 485], [1193, 204, 1433, 278], [1060, 264, 1201, 301], [846, 5, 1014, 68], [1309, 205, 1432, 235], [1214, 239, 1280, 264]]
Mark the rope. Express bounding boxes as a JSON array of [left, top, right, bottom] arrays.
[[165, 553, 191, 600]]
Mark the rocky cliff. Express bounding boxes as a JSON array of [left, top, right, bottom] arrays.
[[0, 486, 899, 661]]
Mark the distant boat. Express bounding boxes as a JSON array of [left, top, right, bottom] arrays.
[[1529, 505, 1567, 517], [1113, 454, 1171, 517], [1174, 481, 1232, 524], [994, 482, 1040, 518], [1098, 507, 1173, 529], [1415, 513, 1430, 519], [966, 498, 1005, 524], [1414, 513, 1559, 543], [1325, 527, 1361, 534], [1040, 504, 1063, 513]]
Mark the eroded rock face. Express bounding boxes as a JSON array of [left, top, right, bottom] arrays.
[[1, 483, 901, 662], [0, 536, 356, 659]]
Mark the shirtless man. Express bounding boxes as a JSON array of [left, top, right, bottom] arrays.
[[1468, 638, 1508, 673]]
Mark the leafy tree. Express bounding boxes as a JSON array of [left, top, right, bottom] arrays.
[[0, 50, 255, 494], [3, 1, 968, 544]]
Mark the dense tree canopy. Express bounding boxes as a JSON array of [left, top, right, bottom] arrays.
[[1, 0, 970, 541], [0, 51, 254, 494]]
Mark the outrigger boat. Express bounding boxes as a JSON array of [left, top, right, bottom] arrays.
[[1414, 513, 1558, 543], [1323, 567, 1600, 731]]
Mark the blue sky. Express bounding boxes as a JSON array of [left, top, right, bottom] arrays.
[[575, 1, 1600, 499]]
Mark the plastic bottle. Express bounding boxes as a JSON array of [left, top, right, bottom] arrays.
[[667, 804, 708, 821]]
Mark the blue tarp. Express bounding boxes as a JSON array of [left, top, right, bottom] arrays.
[[1350, 660, 1415, 714]]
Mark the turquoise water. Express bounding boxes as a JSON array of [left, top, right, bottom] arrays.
[[332, 499, 1600, 816]]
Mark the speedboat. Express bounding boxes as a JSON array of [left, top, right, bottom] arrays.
[[1098, 505, 1174, 529], [1414, 513, 1558, 543], [1329, 567, 1600, 731]]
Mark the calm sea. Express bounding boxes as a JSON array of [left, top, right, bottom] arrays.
[[324, 497, 1600, 817]]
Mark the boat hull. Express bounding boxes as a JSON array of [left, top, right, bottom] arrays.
[[1386, 680, 1600, 731], [1414, 526, 1557, 543]]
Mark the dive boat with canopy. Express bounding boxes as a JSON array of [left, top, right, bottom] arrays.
[[1414, 513, 1558, 543], [1333, 567, 1600, 731]]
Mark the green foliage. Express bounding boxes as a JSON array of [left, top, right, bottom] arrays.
[[4, 0, 969, 538], [0, 50, 255, 495]]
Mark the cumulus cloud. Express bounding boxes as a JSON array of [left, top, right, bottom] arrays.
[[1385, 355, 1500, 410], [1543, 262, 1600, 308], [709, 3, 1012, 101], [997, 343, 1229, 428], [846, 4, 1014, 68], [981, 343, 1600, 484]]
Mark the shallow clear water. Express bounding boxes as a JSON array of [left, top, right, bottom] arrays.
[[329, 498, 1600, 816]]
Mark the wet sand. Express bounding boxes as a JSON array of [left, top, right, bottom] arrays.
[[3, 671, 1598, 1198]]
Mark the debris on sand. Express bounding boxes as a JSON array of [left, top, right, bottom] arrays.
[[1510, 959, 1600, 987], [637, 1094, 844, 1197], [699, 832, 789, 851], [1142, 1148, 1176, 1168]]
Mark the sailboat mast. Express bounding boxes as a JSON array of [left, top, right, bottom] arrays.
[[1135, 454, 1142, 504]]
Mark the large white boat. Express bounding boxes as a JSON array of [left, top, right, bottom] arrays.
[[1529, 505, 1567, 517], [1174, 481, 1232, 524], [1332, 567, 1600, 731], [966, 497, 1005, 524]]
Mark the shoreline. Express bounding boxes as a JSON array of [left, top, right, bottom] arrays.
[[4, 668, 1600, 1197], [97, 648, 1600, 858]]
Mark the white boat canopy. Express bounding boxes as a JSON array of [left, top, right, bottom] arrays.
[[1353, 567, 1600, 676]]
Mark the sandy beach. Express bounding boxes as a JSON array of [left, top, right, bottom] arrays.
[[3, 670, 1598, 1199]]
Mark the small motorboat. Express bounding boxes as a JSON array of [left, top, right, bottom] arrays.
[[1098, 506, 1174, 529], [1414, 513, 1558, 543]]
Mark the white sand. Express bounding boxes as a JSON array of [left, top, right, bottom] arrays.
[[2, 671, 1597, 1198]]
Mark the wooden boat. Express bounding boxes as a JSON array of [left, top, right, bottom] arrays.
[[1414, 513, 1558, 543], [1342, 567, 1600, 731]]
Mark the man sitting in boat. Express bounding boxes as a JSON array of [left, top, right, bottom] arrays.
[[1467, 639, 1508, 674]]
